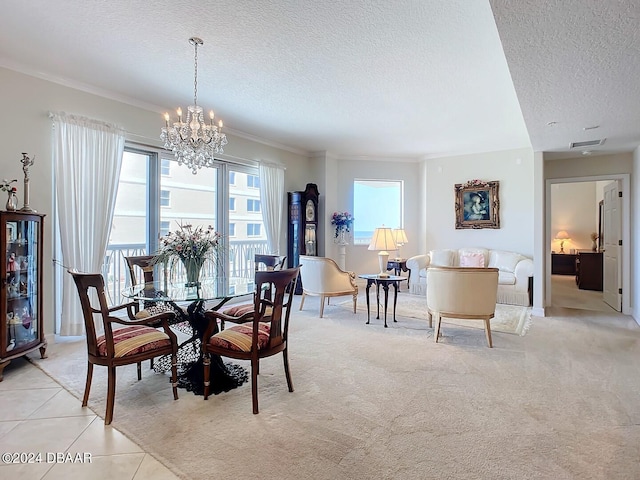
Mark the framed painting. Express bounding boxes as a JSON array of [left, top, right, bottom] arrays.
[[454, 180, 500, 229]]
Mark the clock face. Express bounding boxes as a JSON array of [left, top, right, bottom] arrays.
[[305, 200, 315, 222]]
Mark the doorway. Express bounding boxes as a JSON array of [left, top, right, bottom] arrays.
[[545, 174, 630, 315]]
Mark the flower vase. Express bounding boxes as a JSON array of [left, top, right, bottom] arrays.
[[182, 257, 205, 287], [5, 192, 18, 211], [335, 228, 348, 246]]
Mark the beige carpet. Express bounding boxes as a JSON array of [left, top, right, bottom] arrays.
[[551, 274, 617, 313], [31, 296, 640, 480], [338, 293, 532, 336]]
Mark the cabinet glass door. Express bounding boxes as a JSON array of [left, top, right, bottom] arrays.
[[5, 219, 39, 352]]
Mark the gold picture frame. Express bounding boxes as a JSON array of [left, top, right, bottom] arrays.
[[454, 180, 500, 229]]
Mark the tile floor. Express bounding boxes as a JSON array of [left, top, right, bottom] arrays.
[[0, 356, 178, 480]]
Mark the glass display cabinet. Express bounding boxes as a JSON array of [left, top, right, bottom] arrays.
[[1, 211, 46, 380]]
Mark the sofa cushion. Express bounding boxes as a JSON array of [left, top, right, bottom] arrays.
[[430, 249, 455, 266], [460, 253, 485, 267], [489, 250, 524, 273], [498, 271, 517, 285]]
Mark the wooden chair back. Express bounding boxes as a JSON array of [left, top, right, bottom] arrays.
[[254, 267, 299, 349], [255, 254, 286, 272], [202, 267, 300, 413], [124, 255, 163, 286]]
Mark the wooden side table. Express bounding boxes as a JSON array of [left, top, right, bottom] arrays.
[[358, 274, 407, 327], [551, 253, 577, 275], [386, 259, 410, 289]]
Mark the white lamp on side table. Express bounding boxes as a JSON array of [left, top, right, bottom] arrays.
[[368, 226, 397, 277], [392, 228, 408, 260]]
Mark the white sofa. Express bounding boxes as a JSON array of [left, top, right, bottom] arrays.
[[406, 248, 534, 306]]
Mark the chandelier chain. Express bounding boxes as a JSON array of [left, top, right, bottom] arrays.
[[193, 40, 198, 106]]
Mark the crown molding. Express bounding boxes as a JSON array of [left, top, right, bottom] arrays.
[[0, 59, 312, 158]]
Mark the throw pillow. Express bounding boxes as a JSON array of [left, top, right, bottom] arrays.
[[488, 250, 524, 273], [430, 249, 455, 266], [460, 253, 485, 267]]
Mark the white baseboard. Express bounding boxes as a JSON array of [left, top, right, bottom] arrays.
[[532, 306, 545, 317]]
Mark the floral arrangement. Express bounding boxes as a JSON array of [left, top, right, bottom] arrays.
[[1, 179, 17, 194], [590, 232, 599, 241], [154, 223, 222, 284], [331, 211, 354, 238]]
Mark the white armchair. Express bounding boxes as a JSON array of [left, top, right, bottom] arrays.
[[427, 266, 499, 347], [299, 255, 358, 318]]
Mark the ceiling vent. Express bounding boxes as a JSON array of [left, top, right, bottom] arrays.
[[570, 138, 605, 149]]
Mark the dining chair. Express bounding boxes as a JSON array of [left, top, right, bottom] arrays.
[[218, 254, 287, 326], [426, 266, 499, 347], [254, 254, 287, 272], [124, 255, 172, 318], [201, 267, 300, 413], [68, 270, 179, 424]]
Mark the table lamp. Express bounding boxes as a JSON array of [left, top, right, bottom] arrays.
[[555, 230, 571, 254], [368, 226, 397, 277], [392, 228, 408, 260]]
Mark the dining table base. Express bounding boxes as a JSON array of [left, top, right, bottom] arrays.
[[177, 357, 248, 396], [166, 298, 248, 395]]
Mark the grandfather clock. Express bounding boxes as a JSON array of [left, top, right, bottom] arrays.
[[288, 183, 319, 293]]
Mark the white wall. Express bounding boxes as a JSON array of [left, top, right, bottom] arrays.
[[0, 67, 310, 336], [333, 159, 421, 274], [550, 182, 598, 252], [422, 148, 535, 257]]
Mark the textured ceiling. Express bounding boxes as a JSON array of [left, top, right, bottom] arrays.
[[490, 0, 640, 159], [0, 1, 637, 159]]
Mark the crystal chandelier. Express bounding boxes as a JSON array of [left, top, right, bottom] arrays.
[[161, 37, 227, 174]]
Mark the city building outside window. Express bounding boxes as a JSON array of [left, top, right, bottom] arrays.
[[160, 189, 171, 207], [229, 197, 236, 211], [247, 199, 261, 212], [161, 158, 171, 176], [160, 221, 170, 237], [247, 174, 260, 188], [247, 223, 261, 236]]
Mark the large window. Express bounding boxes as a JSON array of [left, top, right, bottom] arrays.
[[353, 179, 404, 245], [104, 145, 268, 304]]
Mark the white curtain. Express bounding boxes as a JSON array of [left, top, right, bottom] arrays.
[[51, 112, 125, 336], [259, 162, 285, 254]]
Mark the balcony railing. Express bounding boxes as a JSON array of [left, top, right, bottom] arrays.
[[104, 240, 270, 305]]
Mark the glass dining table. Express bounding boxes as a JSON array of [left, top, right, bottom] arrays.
[[122, 276, 255, 395]]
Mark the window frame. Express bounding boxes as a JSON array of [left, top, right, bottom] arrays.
[[353, 179, 404, 246]]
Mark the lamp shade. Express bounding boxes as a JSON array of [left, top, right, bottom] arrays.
[[392, 228, 408, 246], [368, 226, 398, 252], [368, 226, 397, 277]]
